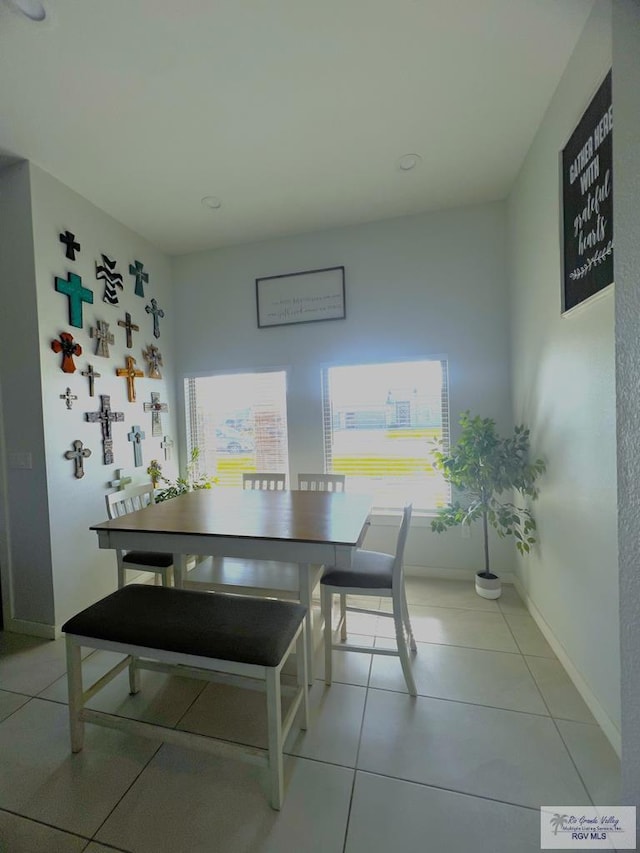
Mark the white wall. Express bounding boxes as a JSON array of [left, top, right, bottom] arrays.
[[0, 163, 178, 631], [172, 202, 516, 574], [612, 0, 640, 811], [0, 162, 54, 629], [507, 3, 619, 740]]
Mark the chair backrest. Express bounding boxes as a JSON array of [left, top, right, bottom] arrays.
[[392, 503, 413, 586], [242, 473, 287, 491], [297, 473, 346, 493], [106, 483, 156, 519]]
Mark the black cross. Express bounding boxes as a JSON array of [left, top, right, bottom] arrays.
[[145, 298, 165, 339], [118, 311, 140, 348], [59, 230, 81, 261], [81, 363, 101, 396]]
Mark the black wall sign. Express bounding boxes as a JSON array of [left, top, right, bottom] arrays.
[[561, 70, 613, 313]]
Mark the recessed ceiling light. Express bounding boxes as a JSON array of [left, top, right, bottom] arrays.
[[201, 196, 222, 210], [3, 0, 47, 21], [397, 153, 422, 171]]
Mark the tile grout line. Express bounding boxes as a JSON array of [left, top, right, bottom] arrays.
[[0, 805, 92, 845], [340, 629, 374, 853], [504, 613, 597, 808]]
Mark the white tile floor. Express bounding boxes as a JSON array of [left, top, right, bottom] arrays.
[[0, 579, 620, 853]]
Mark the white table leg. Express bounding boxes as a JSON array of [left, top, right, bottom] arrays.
[[298, 564, 314, 684]]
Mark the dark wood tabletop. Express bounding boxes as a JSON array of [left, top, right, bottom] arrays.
[[91, 488, 372, 546]]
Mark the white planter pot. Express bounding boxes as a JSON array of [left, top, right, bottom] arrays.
[[475, 572, 502, 599]]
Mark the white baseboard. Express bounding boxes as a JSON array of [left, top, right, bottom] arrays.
[[513, 578, 621, 757], [5, 617, 58, 640], [404, 565, 516, 584]]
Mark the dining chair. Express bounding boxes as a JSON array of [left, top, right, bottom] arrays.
[[105, 483, 174, 588], [297, 473, 346, 493], [298, 473, 349, 623], [243, 473, 286, 491], [188, 471, 300, 598], [321, 503, 417, 696]]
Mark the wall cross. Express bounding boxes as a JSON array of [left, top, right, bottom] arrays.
[[64, 439, 91, 479], [118, 311, 140, 348], [127, 425, 146, 467], [116, 355, 144, 403], [85, 394, 124, 465]]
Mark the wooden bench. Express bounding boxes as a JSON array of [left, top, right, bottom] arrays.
[[61, 585, 309, 809]]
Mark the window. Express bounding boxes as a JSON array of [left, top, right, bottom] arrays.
[[185, 371, 289, 488], [321, 359, 450, 512]]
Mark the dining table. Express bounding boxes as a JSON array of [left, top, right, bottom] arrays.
[[91, 488, 372, 680]]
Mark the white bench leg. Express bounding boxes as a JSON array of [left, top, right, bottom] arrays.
[[65, 638, 84, 753], [265, 668, 284, 810]]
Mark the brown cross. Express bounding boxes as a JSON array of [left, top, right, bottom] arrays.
[[85, 395, 125, 465], [116, 355, 144, 402], [64, 439, 91, 479], [118, 311, 140, 348], [81, 363, 101, 396], [51, 332, 82, 373], [142, 343, 163, 379], [90, 320, 115, 358]]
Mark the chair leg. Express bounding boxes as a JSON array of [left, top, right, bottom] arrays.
[[65, 638, 84, 753], [401, 583, 417, 652], [128, 655, 140, 694], [393, 604, 417, 697], [296, 624, 309, 731], [322, 586, 333, 686], [339, 593, 347, 642], [266, 668, 284, 810], [116, 558, 125, 589]]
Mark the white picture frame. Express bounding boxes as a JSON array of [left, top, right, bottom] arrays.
[[256, 266, 346, 328]]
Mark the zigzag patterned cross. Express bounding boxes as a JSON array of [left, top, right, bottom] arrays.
[[96, 254, 124, 305]]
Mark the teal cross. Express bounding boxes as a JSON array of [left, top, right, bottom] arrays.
[[55, 272, 94, 328], [129, 260, 149, 297]]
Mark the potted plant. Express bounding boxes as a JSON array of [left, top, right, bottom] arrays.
[[151, 447, 217, 503], [430, 411, 545, 598]]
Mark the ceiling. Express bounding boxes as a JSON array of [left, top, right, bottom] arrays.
[[0, 0, 593, 255]]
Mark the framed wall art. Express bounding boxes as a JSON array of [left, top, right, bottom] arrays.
[[256, 265, 346, 328], [561, 70, 613, 314]]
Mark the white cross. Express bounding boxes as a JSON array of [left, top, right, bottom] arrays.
[[109, 469, 132, 491]]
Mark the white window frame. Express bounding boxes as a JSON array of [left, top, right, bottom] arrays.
[[320, 356, 450, 514]]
